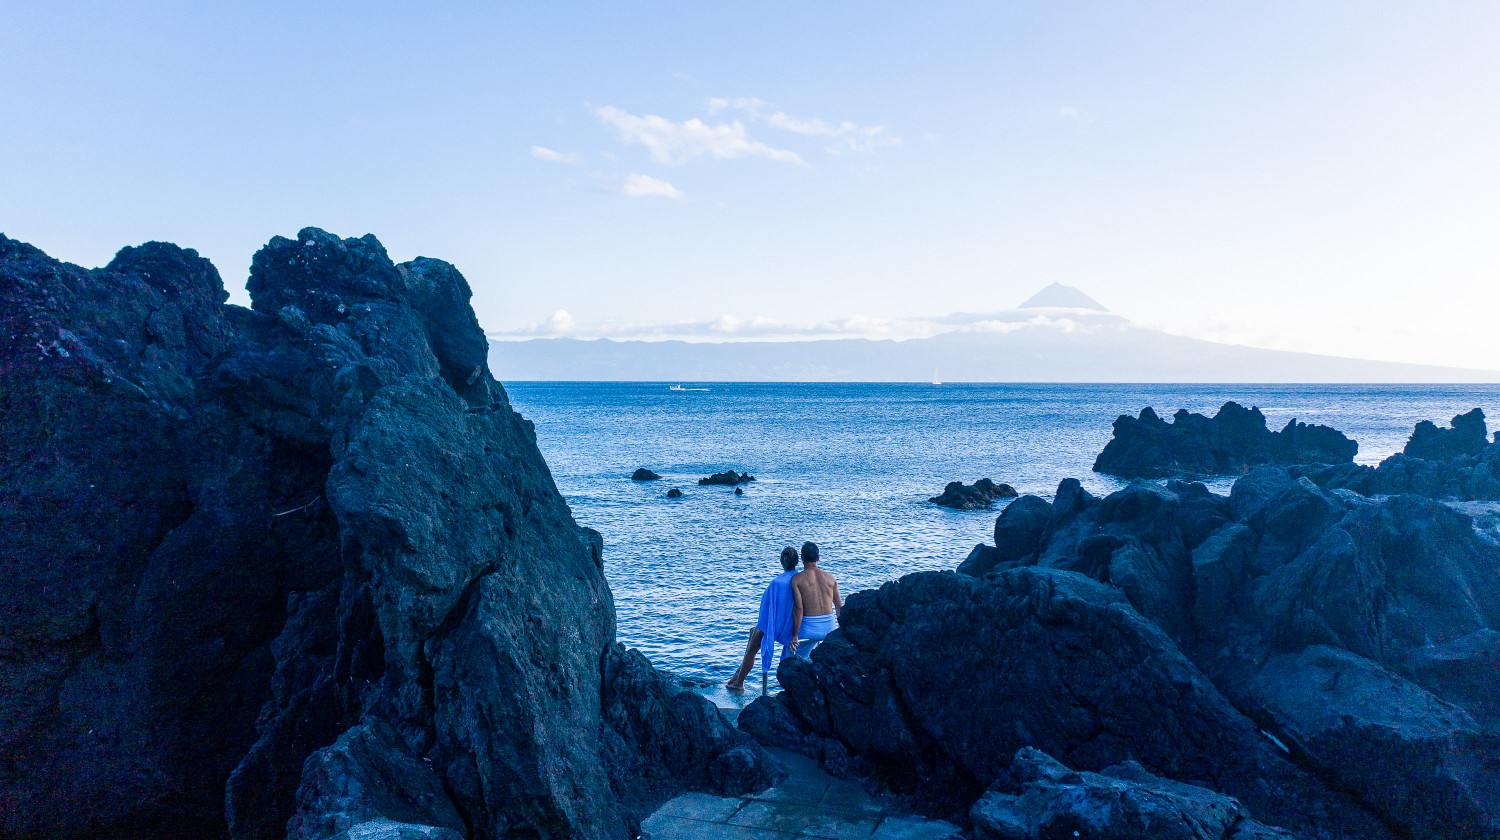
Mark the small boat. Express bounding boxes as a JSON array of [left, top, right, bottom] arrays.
[[931, 367, 942, 385], [668, 384, 710, 392]]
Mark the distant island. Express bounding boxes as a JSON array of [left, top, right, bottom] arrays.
[[489, 283, 1499, 383]]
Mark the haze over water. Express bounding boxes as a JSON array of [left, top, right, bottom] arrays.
[[506, 382, 1497, 703]]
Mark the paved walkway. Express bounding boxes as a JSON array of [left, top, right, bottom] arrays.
[[641, 745, 961, 840]]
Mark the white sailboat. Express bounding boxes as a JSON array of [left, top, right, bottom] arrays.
[[668, 384, 710, 392]]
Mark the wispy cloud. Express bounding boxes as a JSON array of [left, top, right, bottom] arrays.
[[595, 105, 807, 166], [708, 97, 900, 154], [620, 173, 685, 200], [530, 145, 582, 164], [1058, 106, 1093, 123]]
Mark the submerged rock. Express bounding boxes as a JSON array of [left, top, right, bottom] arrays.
[[1093, 402, 1356, 478], [631, 467, 662, 481], [699, 470, 755, 486], [928, 478, 1018, 510], [0, 230, 776, 840]]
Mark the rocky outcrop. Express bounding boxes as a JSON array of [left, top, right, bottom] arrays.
[[928, 479, 1017, 510], [0, 230, 776, 840], [970, 748, 1294, 840], [1295, 409, 1500, 501], [699, 470, 754, 486], [630, 468, 661, 481], [1093, 402, 1357, 478], [666, 488, 683, 499], [746, 468, 1500, 839]]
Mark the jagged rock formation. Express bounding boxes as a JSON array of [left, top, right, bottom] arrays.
[[0, 230, 778, 840], [742, 470, 1500, 839], [1093, 402, 1357, 478], [698, 470, 754, 486], [970, 748, 1293, 840], [928, 478, 1017, 510], [630, 468, 661, 481], [1295, 409, 1500, 501]]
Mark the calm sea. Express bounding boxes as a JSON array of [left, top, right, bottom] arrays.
[[504, 382, 1498, 704]]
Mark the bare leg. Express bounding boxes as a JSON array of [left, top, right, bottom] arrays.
[[725, 627, 764, 689]]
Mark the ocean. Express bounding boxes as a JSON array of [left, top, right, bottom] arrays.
[[503, 382, 1498, 705]]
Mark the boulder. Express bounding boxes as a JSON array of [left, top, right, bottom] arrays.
[[666, 488, 683, 498], [971, 748, 1294, 840], [957, 495, 1051, 576], [1403, 629, 1500, 724], [929, 478, 1018, 510], [1243, 646, 1500, 840], [1093, 402, 1355, 478], [699, 470, 755, 486], [630, 468, 662, 481], [0, 230, 771, 840]]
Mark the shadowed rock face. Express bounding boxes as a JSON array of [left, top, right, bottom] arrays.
[[0, 229, 776, 840], [1093, 402, 1357, 479], [929, 478, 1017, 510], [744, 470, 1500, 840]]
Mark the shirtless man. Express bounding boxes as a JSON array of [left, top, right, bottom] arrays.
[[789, 541, 842, 658]]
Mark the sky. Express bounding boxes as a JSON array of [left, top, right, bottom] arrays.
[[2, 1, 1498, 368]]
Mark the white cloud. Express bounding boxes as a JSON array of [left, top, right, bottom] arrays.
[[621, 173, 685, 200], [595, 105, 806, 166], [709, 97, 900, 153], [530, 145, 582, 164], [1058, 106, 1093, 123], [539, 309, 575, 335]]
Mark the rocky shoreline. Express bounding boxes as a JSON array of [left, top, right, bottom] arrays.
[[740, 411, 1500, 839], [5, 229, 1498, 839]]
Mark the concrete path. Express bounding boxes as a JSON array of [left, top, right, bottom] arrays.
[[641, 746, 962, 840]]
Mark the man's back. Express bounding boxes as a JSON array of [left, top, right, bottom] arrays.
[[792, 566, 839, 617]]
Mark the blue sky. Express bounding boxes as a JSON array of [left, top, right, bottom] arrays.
[[3, 2, 1497, 367]]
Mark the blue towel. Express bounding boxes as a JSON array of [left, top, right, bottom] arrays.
[[757, 570, 797, 673]]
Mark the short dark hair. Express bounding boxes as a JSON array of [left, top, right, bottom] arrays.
[[779, 546, 798, 571], [801, 541, 820, 565]]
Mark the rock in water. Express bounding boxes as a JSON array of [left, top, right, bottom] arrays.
[[666, 488, 684, 498], [699, 470, 755, 486], [631, 467, 662, 480], [928, 478, 1018, 510], [0, 229, 777, 840], [1406, 408, 1490, 461], [1295, 408, 1500, 501], [1093, 402, 1357, 478]]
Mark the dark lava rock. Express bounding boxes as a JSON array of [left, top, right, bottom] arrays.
[[734, 487, 743, 496], [971, 748, 1293, 840], [631, 467, 662, 481], [929, 478, 1018, 510], [699, 470, 755, 486], [666, 488, 684, 498], [1242, 646, 1499, 840], [1093, 402, 1357, 478], [1408, 408, 1491, 461], [0, 230, 776, 840], [750, 457, 1500, 839], [1294, 409, 1500, 501], [745, 567, 1390, 838]]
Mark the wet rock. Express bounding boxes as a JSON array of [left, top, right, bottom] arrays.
[[971, 748, 1294, 840], [699, 470, 755, 486], [0, 230, 763, 840], [1093, 402, 1356, 478], [734, 487, 743, 496], [666, 488, 683, 498], [631, 468, 662, 481], [929, 478, 1018, 510]]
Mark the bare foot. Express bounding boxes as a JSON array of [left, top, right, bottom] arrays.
[[725, 678, 745, 691]]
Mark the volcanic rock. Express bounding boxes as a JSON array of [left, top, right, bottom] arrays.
[[631, 468, 662, 481], [666, 488, 683, 498], [0, 229, 776, 840], [970, 748, 1294, 840], [1295, 409, 1500, 501], [1407, 408, 1491, 461], [928, 478, 1018, 510], [1093, 402, 1356, 478], [699, 470, 755, 486]]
